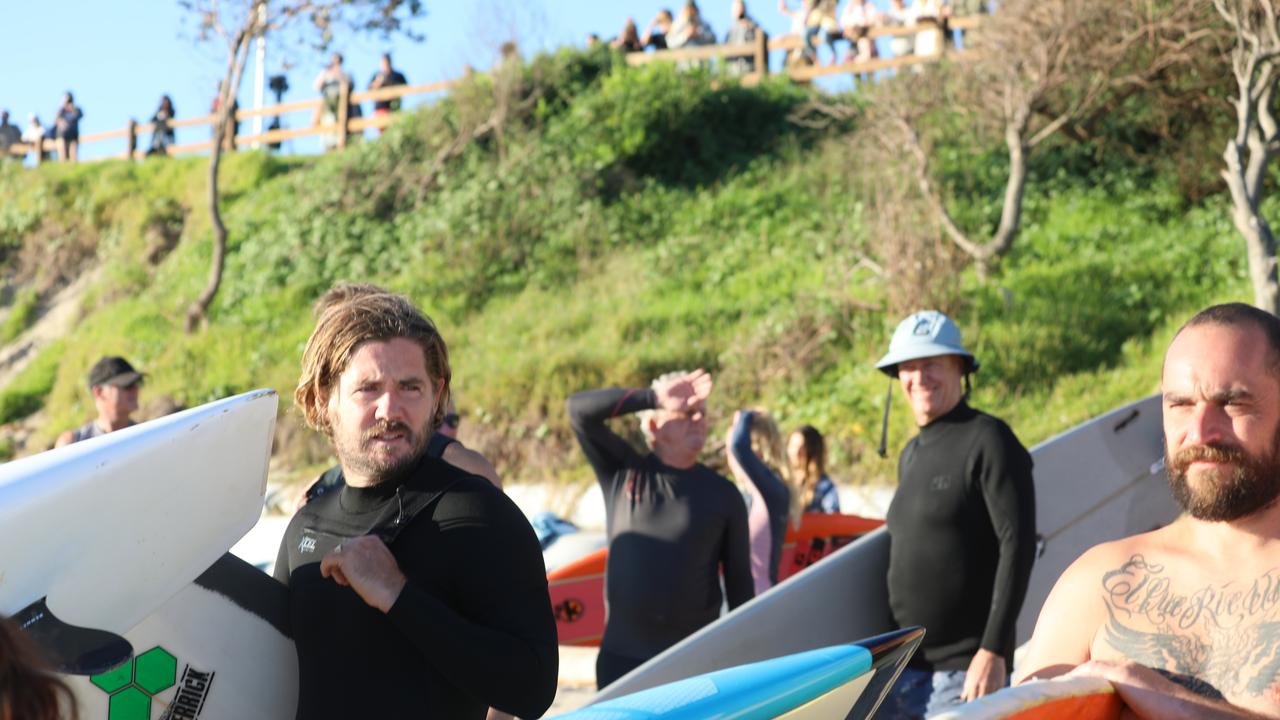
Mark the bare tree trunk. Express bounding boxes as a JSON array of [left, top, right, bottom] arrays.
[[186, 33, 251, 332], [1222, 78, 1280, 313], [987, 112, 1030, 269], [1215, 0, 1280, 315], [895, 109, 1031, 279]]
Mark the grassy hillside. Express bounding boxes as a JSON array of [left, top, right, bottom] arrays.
[[0, 47, 1254, 486]]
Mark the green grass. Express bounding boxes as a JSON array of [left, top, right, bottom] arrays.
[[0, 50, 1256, 485]]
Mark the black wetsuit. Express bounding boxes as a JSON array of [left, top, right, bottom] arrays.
[[886, 401, 1036, 671], [567, 387, 754, 687], [274, 453, 557, 719]]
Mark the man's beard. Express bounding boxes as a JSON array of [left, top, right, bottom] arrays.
[[1166, 434, 1280, 522], [333, 418, 431, 485]]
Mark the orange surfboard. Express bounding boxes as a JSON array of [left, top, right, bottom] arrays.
[[930, 677, 1122, 720], [778, 513, 884, 581], [547, 513, 884, 647]]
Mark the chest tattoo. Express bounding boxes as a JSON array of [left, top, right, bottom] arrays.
[[1100, 554, 1280, 700]]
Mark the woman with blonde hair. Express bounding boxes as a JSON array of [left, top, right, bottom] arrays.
[[788, 425, 841, 513], [726, 409, 800, 593]]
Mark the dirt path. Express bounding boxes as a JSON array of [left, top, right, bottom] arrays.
[[0, 269, 96, 390]]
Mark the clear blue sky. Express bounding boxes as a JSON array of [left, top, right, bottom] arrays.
[[0, 1, 876, 160]]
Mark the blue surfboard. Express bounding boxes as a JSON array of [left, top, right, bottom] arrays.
[[554, 627, 922, 720]]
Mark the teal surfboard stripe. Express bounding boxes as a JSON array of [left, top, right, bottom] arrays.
[[554, 644, 872, 719]]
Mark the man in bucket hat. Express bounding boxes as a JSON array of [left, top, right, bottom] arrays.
[[55, 356, 145, 447], [876, 310, 1037, 718]]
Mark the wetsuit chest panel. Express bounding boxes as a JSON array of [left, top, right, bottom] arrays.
[[602, 462, 743, 656]]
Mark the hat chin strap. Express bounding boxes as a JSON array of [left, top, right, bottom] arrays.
[[877, 379, 893, 459]]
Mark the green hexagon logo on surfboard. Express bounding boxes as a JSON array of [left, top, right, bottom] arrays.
[[90, 646, 177, 720]]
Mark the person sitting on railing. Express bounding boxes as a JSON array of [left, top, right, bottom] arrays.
[[641, 9, 674, 50], [884, 0, 916, 59], [840, 0, 883, 64], [368, 53, 407, 136], [667, 0, 716, 50], [0, 110, 20, 159], [22, 114, 48, 162], [147, 95, 176, 157], [778, 0, 815, 66], [912, 0, 948, 58], [724, 0, 763, 76], [805, 0, 841, 66], [611, 18, 645, 53], [314, 51, 354, 151], [54, 92, 82, 163]]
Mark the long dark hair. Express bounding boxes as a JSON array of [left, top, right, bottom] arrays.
[[0, 616, 78, 720], [790, 425, 827, 507]]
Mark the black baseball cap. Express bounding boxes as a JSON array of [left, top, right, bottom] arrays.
[[87, 356, 144, 389]]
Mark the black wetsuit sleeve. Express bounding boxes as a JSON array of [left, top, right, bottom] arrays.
[[385, 489, 557, 718], [567, 387, 654, 486], [974, 425, 1037, 655], [719, 480, 755, 610]]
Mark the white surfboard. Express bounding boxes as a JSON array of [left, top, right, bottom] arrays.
[[1013, 394, 1176, 646], [0, 390, 276, 674], [64, 553, 298, 720], [594, 395, 1176, 701]]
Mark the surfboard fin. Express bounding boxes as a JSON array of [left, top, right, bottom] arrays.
[[12, 597, 133, 675]]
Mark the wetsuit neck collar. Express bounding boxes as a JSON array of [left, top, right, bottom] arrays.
[[647, 452, 700, 474], [919, 400, 976, 431], [337, 452, 429, 513]]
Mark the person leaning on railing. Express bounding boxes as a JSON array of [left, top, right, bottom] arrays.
[[0, 110, 20, 159], [367, 52, 406, 136], [724, 0, 763, 76], [666, 0, 716, 50], [147, 95, 176, 157], [612, 17, 645, 53], [641, 9, 674, 50], [22, 114, 48, 163]]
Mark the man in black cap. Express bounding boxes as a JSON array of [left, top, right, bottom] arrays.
[[55, 356, 144, 447]]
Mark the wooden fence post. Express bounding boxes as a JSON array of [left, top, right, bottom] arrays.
[[126, 119, 137, 159], [336, 79, 350, 150], [33, 137, 44, 166], [755, 30, 769, 77]]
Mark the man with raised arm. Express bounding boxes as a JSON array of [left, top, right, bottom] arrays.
[[1019, 303, 1280, 719], [568, 370, 754, 688], [275, 289, 556, 720]]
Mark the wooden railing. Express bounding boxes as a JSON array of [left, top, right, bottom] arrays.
[[1, 15, 982, 165], [3, 77, 457, 164], [627, 15, 982, 85]]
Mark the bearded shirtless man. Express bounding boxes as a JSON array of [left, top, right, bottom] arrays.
[[1018, 303, 1280, 719]]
